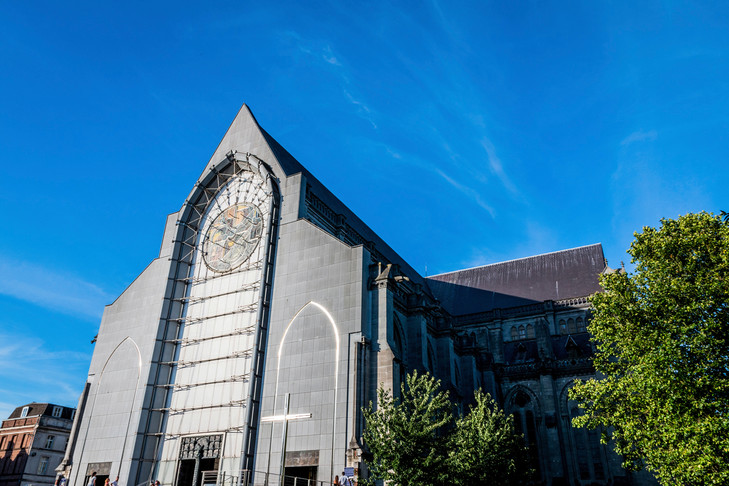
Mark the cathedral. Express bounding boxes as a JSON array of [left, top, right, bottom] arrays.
[[58, 105, 654, 486]]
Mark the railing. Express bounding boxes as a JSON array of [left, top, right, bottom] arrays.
[[201, 471, 234, 486], [197, 470, 343, 486], [139, 469, 349, 486]]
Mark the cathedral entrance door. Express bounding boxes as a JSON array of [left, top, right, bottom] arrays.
[[283, 466, 317, 486], [176, 459, 196, 486], [176, 435, 222, 486]]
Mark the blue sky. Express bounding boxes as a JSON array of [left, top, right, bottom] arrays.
[[1, 1, 727, 418]]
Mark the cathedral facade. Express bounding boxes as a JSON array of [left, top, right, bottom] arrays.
[[59, 106, 653, 486]]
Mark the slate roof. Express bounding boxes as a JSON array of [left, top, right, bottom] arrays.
[[427, 244, 606, 315], [6, 402, 75, 420]]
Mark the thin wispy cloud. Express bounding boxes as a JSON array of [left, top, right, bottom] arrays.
[[343, 89, 377, 129], [356, 4, 525, 207], [280, 29, 378, 129], [279, 30, 340, 65], [0, 257, 112, 320], [435, 168, 496, 218], [0, 332, 90, 418], [361, 139, 497, 219], [481, 138, 521, 198], [621, 129, 658, 146], [385, 146, 402, 159], [322, 45, 341, 66]]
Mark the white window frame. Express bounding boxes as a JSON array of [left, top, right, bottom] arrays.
[[45, 435, 55, 449], [52, 406, 62, 418], [20, 406, 29, 418]]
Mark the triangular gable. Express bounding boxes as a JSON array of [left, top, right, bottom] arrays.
[[197, 104, 303, 186]]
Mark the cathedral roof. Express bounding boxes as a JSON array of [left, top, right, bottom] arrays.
[[195, 106, 607, 310], [426, 244, 606, 315]]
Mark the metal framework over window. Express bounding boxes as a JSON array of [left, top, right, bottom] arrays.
[[134, 152, 281, 485]]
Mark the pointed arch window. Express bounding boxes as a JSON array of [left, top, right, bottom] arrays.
[[576, 317, 586, 332], [526, 324, 535, 339], [518, 325, 526, 339], [511, 390, 541, 478], [559, 319, 567, 335], [511, 326, 518, 341], [568, 318, 576, 333]]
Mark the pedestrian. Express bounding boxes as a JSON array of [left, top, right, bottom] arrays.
[[339, 472, 351, 486], [104, 478, 110, 486], [333, 475, 339, 486], [111, 476, 119, 486], [88, 472, 97, 486]]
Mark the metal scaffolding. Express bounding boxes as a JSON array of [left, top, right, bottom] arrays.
[[136, 152, 281, 485]]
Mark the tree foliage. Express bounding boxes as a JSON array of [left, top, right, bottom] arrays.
[[362, 370, 452, 486], [448, 390, 533, 486], [570, 212, 729, 485], [362, 371, 532, 486]]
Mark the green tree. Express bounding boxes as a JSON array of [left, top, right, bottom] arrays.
[[447, 390, 533, 485], [362, 370, 452, 486], [570, 212, 729, 485]]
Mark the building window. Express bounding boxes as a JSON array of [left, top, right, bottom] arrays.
[[37, 456, 49, 475], [526, 324, 535, 339], [518, 325, 526, 339], [52, 406, 62, 418], [511, 391, 541, 478], [568, 318, 577, 333], [577, 317, 586, 332], [20, 406, 29, 418], [559, 320, 567, 335], [510, 326, 518, 340], [45, 435, 55, 449]]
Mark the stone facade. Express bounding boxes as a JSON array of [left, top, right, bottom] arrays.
[[63, 105, 655, 486], [1, 403, 75, 486]]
